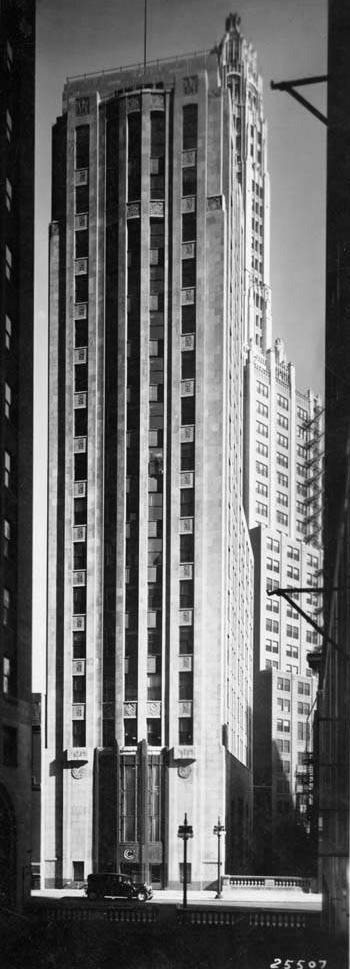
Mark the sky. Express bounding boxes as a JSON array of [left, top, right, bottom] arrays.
[[32, 0, 328, 688]]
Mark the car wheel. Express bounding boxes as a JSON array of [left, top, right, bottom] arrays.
[[137, 890, 147, 902]]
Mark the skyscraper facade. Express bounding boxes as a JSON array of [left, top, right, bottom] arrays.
[[43, 15, 260, 889], [0, 0, 35, 907], [244, 337, 323, 871]]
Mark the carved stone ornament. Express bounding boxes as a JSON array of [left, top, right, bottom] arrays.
[[183, 76, 198, 95], [127, 96, 140, 112], [147, 701, 161, 717], [124, 701, 137, 717], [178, 764, 191, 779], [150, 201, 164, 217], [75, 97, 90, 116], [207, 195, 223, 211], [127, 203, 140, 219], [151, 94, 164, 110], [71, 766, 88, 780]]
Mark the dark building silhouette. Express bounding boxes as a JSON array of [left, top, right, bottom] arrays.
[[318, 0, 350, 942], [0, 0, 35, 908]]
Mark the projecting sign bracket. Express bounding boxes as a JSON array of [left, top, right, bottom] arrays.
[[270, 75, 328, 126]]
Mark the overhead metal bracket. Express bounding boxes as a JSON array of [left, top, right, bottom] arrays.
[[270, 75, 328, 126]]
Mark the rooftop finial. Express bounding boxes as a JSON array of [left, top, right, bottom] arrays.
[[225, 12, 241, 34]]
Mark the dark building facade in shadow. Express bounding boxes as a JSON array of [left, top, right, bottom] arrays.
[[0, 0, 35, 909], [318, 0, 350, 943]]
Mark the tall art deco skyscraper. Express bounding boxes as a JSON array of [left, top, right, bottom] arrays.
[[42, 14, 270, 889]]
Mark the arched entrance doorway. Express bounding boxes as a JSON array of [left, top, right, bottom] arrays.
[[0, 785, 16, 906]]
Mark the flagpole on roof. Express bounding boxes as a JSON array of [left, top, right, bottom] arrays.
[[144, 0, 147, 72]]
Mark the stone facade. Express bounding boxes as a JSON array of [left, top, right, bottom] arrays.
[[43, 16, 256, 889]]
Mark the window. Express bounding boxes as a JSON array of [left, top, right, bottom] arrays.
[[256, 421, 268, 438], [182, 260, 196, 288], [277, 491, 288, 507], [256, 461, 268, 478], [266, 618, 279, 633], [277, 719, 290, 733], [4, 383, 11, 420], [3, 519, 11, 558], [287, 565, 299, 581], [73, 676, 86, 703], [257, 381, 269, 398], [3, 725, 17, 766], [151, 112, 165, 157], [182, 167, 197, 197], [276, 511, 288, 526], [3, 588, 10, 626], [4, 450, 11, 488], [180, 488, 194, 518], [6, 40, 13, 71], [179, 580, 193, 609], [75, 125, 90, 169], [256, 501, 268, 517], [277, 432, 288, 448], [179, 718, 193, 744], [75, 274, 88, 303], [256, 480, 268, 497], [277, 452, 288, 468], [287, 546, 299, 561], [182, 303, 196, 333], [182, 212, 196, 242], [6, 109, 12, 142], [73, 631, 86, 658], [72, 721, 86, 747], [257, 401, 268, 417], [298, 702, 310, 715], [73, 588, 86, 615], [257, 441, 268, 457], [266, 639, 278, 653], [277, 393, 288, 410], [181, 397, 195, 425], [266, 537, 280, 553], [277, 472, 288, 488], [298, 721, 310, 742], [277, 677, 290, 692], [147, 719, 161, 746], [277, 413, 288, 429], [298, 682, 311, 696], [277, 697, 290, 712], [181, 442, 194, 471], [296, 500, 306, 515], [74, 498, 87, 526], [183, 104, 198, 150], [75, 364, 88, 392], [5, 245, 12, 281], [3, 656, 10, 694], [179, 625, 193, 654], [5, 314, 12, 350], [286, 624, 299, 639], [73, 861, 85, 883], [5, 178, 12, 212], [179, 671, 193, 700]]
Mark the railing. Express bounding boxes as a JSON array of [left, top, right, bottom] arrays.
[[222, 875, 311, 891]]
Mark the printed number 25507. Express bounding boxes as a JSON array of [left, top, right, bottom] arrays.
[[270, 961, 327, 968]]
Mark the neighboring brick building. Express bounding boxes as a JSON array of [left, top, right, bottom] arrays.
[[244, 334, 323, 872], [0, 0, 35, 908]]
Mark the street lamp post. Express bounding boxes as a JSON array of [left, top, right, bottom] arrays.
[[177, 813, 193, 909], [213, 817, 226, 899]]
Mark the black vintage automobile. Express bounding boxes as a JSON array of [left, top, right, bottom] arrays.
[[86, 872, 153, 902]]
